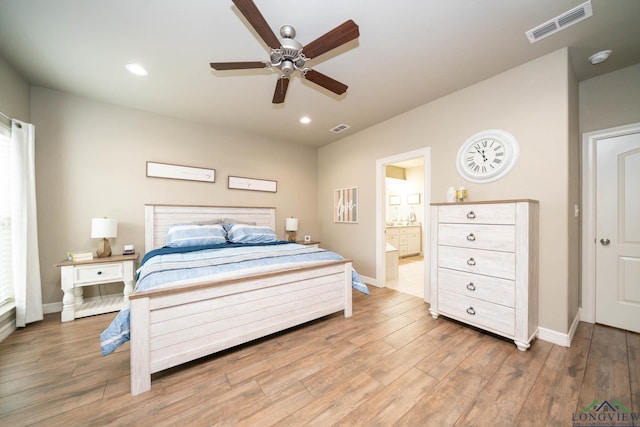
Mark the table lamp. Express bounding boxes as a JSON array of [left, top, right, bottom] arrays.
[[91, 217, 117, 258], [285, 217, 298, 242]]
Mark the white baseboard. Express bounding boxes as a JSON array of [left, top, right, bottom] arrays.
[[43, 302, 62, 314], [360, 274, 380, 288], [537, 309, 581, 347]]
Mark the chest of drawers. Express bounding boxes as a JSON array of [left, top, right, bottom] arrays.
[[429, 200, 539, 351]]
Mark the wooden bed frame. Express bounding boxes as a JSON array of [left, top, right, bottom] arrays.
[[129, 204, 353, 395]]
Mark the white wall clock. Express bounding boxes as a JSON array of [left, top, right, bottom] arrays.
[[456, 129, 519, 183]]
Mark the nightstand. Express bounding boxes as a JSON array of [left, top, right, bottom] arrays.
[[54, 253, 139, 322], [296, 240, 320, 248]]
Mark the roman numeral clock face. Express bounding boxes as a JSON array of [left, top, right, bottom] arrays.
[[456, 130, 519, 183]]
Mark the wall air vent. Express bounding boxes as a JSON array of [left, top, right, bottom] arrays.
[[525, 0, 593, 43], [329, 123, 351, 134]]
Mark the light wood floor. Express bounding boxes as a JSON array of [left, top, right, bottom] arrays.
[[386, 256, 424, 298], [1, 286, 638, 426]]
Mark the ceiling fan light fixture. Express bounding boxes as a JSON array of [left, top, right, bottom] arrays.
[[125, 63, 148, 76], [588, 49, 612, 65]]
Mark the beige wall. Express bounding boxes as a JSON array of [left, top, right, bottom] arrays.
[[31, 87, 318, 305], [0, 55, 30, 121], [319, 48, 578, 334], [567, 55, 581, 329], [579, 63, 640, 134]]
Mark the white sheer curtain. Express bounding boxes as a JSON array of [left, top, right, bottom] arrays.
[[11, 120, 43, 327]]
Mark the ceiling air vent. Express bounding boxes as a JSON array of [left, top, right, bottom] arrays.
[[525, 0, 593, 43], [329, 123, 351, 134]]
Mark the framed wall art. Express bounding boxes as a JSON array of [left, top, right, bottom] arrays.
[[389, 195, 401, 205], [334, 187, 358, 223], [407, 193, 421, 204], [146, 161, 215, 183], [227, 176, 277, 192]]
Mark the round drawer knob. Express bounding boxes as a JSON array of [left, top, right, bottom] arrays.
[[97, 271, 102, 275], [466, 233, 476, 241], [466, 211, 476, 219], [466, 282, 476, 291], [466, 307, 476, 315], [466, 258, 476, 266]]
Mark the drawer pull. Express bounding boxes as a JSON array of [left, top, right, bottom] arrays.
[[466, 233, 476, 241], [466, 257, 476, 266], [466, 307, 476, 315], [97, 271, 102, 275], [466, 282, 476, 291], [466, 211, 476, 219]]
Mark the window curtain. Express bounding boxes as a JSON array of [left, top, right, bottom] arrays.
[[11, 120, 43, 327]]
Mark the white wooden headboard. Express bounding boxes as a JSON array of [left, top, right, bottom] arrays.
[[144, 204, 276, 253]]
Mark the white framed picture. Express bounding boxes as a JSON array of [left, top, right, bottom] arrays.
[[334, 187, 358, 223]]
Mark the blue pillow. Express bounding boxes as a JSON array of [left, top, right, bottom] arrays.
[[165, 223, 227, 247], [226, 224, 278, 244]]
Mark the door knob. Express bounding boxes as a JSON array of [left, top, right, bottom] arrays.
[[600, 238, 611, 246]]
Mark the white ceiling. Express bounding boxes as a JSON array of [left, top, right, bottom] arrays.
[[1, 0, 639, 147]]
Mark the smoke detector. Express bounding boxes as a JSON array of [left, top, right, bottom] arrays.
[[588, 50, 612, 65]]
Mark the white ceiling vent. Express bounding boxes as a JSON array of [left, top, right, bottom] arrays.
[[525, 0, 593, 43], [329, 123, 351, 134]]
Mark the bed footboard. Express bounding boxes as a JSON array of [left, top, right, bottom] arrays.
[[130, 260, 352, 395]]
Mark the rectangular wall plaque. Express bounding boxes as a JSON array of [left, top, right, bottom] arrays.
[[334, 187, 358, 223], [228, 176, 277, 192], [146, 161, 215, 183], [407, 193, 421, 204]]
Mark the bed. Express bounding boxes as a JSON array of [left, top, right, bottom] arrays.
[[100, 204, 368, 396]]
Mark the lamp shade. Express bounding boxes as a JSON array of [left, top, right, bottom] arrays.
[[91, 218, 118, 239], [285, 217, 299, 231]]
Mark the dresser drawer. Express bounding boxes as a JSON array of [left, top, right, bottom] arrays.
[[438, 290, 515, 337], [74, 263, 124, 285], [437, 268, 515, 307], [437, 203, 515, 225], [438, 246, 515, 280], [438, 223, 515, 251]]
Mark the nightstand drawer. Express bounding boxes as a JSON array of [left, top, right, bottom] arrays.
[[74, 263, 124, 284], [438, 290, 514, 337], [438, 223, 515, 251]]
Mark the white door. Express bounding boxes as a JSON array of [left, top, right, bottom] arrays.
[[595, 131, 640, 333]]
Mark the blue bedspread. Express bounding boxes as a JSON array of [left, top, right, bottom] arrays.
[[100, 242, 369, 355]]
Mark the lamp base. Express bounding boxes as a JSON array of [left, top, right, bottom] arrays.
[[97, 238, 112, 258], [286, 231, 297, 242]]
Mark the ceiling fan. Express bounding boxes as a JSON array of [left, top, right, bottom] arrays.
[[210, 0, 359, 104]]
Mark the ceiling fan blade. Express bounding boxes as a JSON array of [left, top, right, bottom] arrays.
[[272, 77, 290, 104], [303, 20, 359, 60], [210, 61, 269, 70], [232, 0, 281, 50], [304, 69, 348, 95]]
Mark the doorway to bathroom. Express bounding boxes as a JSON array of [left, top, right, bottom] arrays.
[[375, 148, 431, 302]]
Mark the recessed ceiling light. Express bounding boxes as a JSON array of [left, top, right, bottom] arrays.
[[299, 116, 311, 124], [125, 63, 148, 76], [588, 50, 612, 65]]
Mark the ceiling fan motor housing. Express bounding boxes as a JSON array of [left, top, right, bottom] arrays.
[[271, 31, 306, 76]]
